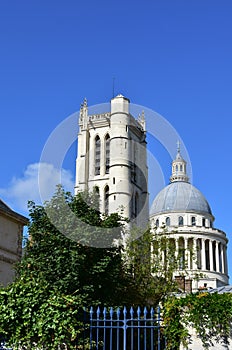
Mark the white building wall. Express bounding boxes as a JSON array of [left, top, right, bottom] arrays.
[[180, 327, 232, 350]]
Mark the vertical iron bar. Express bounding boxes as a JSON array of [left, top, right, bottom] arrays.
[[103, 307, 107, 350], [144, 307, 147, 350], [157, 305, 161, 350], [130, 307, 134, 350], [116, 308, 120, 350], [110, 307, 113, 350], [137, 306, 141, 350], [96, 307, 100, 350], [150, 307, 154, 350], [90, 307, 93, 350], [123, 306, 127, 350]]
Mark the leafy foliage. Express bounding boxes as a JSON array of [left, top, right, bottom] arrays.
[[0, 186, 128, 349], [124, 227, 184, 307], [164, 292, 232, 349]]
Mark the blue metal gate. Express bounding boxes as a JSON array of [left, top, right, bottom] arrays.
[[89, 306, 165, 350]]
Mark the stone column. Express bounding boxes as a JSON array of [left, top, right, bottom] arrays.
[[215, 241, 220, 272], [209, 240, 214, 271], [221, 244, 225, 274], [201, 239, 206, 270], [225, 246, 228, 275], [175, 238, 179, 263], [184, 238, 189, 269], [192, 238, 198, 270]]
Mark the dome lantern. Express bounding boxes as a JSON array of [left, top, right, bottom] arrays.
[[170, 141, 189, 183]]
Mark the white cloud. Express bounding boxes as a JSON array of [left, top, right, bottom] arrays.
[[0, 163, 74, 214]]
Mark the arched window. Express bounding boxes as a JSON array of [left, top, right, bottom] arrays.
[[165, 217, 170, 226], [93, 186, 100, 210], [180, 165, 183, 172], [191, 216, 196, 226], [104, 185, 109, 215], [105, 134, 110, 174], [95, 136, 101, 175], [175, 165, 178, 172], [178, 216, 184, 226], [155, 219, 159, 227]]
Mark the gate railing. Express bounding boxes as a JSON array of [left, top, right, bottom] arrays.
[[89, 306, 165, 350]]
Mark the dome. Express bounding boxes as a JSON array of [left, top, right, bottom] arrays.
[[150, 181, 212, 216]]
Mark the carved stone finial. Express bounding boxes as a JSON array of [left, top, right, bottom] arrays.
[[83, 97, 87, 107], [79, 98, 88, 128], [138, 110, 146, 131]]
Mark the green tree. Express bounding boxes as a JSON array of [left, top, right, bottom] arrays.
[[0, 186, 129, 349], [124, 227, 183, 307]]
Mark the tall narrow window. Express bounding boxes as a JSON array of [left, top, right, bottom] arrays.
[[202, 218, 206, 227], [93, 186, 100, 211], [191, 216, 196, 226], [165, 217, 170, 226], [104, 185, 109, 215], [95, 136, 101, 175], [105, 134, 110, 174], [155, 219, 159, 227], [178, 216, 184, 226]]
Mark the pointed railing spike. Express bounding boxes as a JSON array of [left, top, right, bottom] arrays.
[[137, 306, 141, 318], [130, 306, 134, 318], [116, 307, 120, 320], [123, 306, 127, 318], [110, 307, 114, 319], [90, 306, 93, 320], [97, 306, 100, 319], [103, 307, 107, 319]]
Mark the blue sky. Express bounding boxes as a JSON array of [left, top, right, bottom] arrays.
[[0, 0, 232, 276]]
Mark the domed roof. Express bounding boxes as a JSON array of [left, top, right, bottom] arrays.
[[150, 181, 212, 216]]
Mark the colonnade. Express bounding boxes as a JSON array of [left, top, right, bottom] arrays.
[[173, 236, 228, 275]]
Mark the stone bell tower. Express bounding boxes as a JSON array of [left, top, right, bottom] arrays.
[[75, 94, 149, 228]]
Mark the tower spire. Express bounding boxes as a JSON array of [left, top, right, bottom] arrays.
[[170, 141, 189, 183]]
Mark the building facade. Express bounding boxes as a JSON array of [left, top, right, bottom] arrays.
[[0, 199, 28, 286], [75, 94, 149, 228], [150, 146, 229, 291]]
